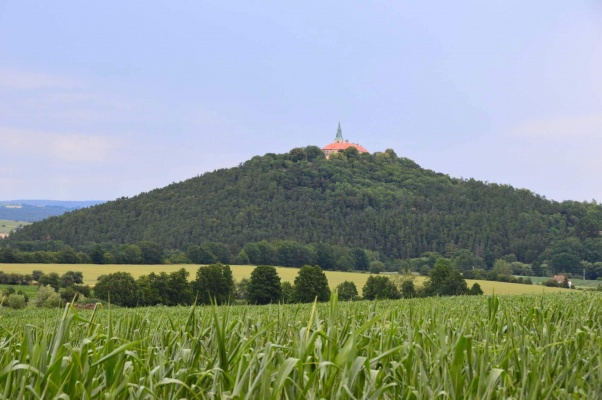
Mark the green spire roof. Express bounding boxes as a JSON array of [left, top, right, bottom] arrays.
[[335, 122, 343, 142]]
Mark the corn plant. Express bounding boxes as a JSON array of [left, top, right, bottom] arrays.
[[0, 292, 601, 398]]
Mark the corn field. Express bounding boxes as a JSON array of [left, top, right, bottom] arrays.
[[1, 292, 601, 399]]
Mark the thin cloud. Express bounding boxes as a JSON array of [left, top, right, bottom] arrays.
[[0, 69, 73, 90], [512, 114, 602, 138], [0, 127, 119, 163]]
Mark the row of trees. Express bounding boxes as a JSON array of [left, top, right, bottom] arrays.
[[92, 261, 482, 308], [4, 235, 602, 281]]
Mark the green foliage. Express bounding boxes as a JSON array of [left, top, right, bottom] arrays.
[[400, 280, 416, 298], [193, 263, 234, 305], [0, 293, 602, 397], [280, 281, 294, 304], [59, 271, 83, 288], [235, 278, 250, 301], [38, 272, 60, 291], [335, 280, 359, 301], [247, 265, 282, 305], [137, 269, 194, 306], [6, 293, 26, 309], [469, 282, 484, 295], [369, 261, 385, 274], [362, 275, 401, 300], [34, 285, 62, 308], [94, 272, 139, 307], [292, 265, 331, 303], [424, 258, 470, 296]]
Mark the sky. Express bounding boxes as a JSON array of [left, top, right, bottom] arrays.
[[1, 1, 601, 202]]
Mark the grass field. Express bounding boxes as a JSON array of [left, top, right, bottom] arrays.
[[0, 219, 30, 236], [0, 263, 570, 295], [0, 292, 600, 398], [516, 275, 602, 289], [0, 283, 38, 298]]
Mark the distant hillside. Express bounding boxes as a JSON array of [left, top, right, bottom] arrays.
[[0, 200, 106, 222], [7, 146, 602, 263]]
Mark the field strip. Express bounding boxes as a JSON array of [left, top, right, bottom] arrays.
[[0, 263, 570, 295]]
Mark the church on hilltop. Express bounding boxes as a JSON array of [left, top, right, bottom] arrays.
[[321, 122, 368, 157]]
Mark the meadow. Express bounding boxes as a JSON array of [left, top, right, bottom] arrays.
[[0, 219, 30, 236], [0, 292, 600, 398], [0, 263, 570, 295]]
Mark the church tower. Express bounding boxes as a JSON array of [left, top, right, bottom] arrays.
[[334, 122, 343, 143], [321, 122, 368, 157]]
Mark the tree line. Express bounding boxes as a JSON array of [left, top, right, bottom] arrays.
[[3, 235, 602, 281], [1, 261, 484, 309]]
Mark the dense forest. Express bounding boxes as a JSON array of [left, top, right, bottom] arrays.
[[4, 146, 602, 271]]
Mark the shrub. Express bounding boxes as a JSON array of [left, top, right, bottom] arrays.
[[7, 293, 26, 309], [34, 285, 63, 308]]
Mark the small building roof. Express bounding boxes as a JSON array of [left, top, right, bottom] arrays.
[[322, 141, 369, 153]]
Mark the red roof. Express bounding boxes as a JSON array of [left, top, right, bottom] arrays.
[[322, 141, 368, 153]]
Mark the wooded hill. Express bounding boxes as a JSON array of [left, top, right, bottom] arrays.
[[6, 146, 602, 265]]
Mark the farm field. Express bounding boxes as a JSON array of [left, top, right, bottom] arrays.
[[515, 275, 602, 289], [1, 263, 569, 295], [0, 292, 600, 398], [0, 219, 30, 236]]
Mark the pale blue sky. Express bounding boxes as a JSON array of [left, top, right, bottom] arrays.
[[1, 1, 601, 202]]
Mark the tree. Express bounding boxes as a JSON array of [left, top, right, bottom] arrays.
[[452, 249, 483, 273], [89, 244, 105, 264], [424, 258, 469, 297], [400, 280, 416, 298], [369, 261, 385, 274], [288, 147, 306, 162], [38, 272, 60, 291], [469, 283, 484, 295], [336, 281, 358, 301], [188, 244, 214, 264], [235, 250, 250, 265], [137, 241, 165, 264], [335, 255, 355, 271], [94, 272, 140, 307], [352, 248, 369, 271], [248, 265, 282, 305], [305, 145, 325, 162], [117, 245, 143, 264], [58, 246, 81, 263], [31, 270, 44, 282], [281, 281, 295, 304], [314, 243, 336, 270], [60, 271, 84, 288], [193, 263, 234, 305], [166, 268, 193, 305], [292, 265, 330, 303], [362, 276, 400, 300]]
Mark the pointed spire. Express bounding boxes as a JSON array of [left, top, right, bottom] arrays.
[[335, 122, 343, 142]]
